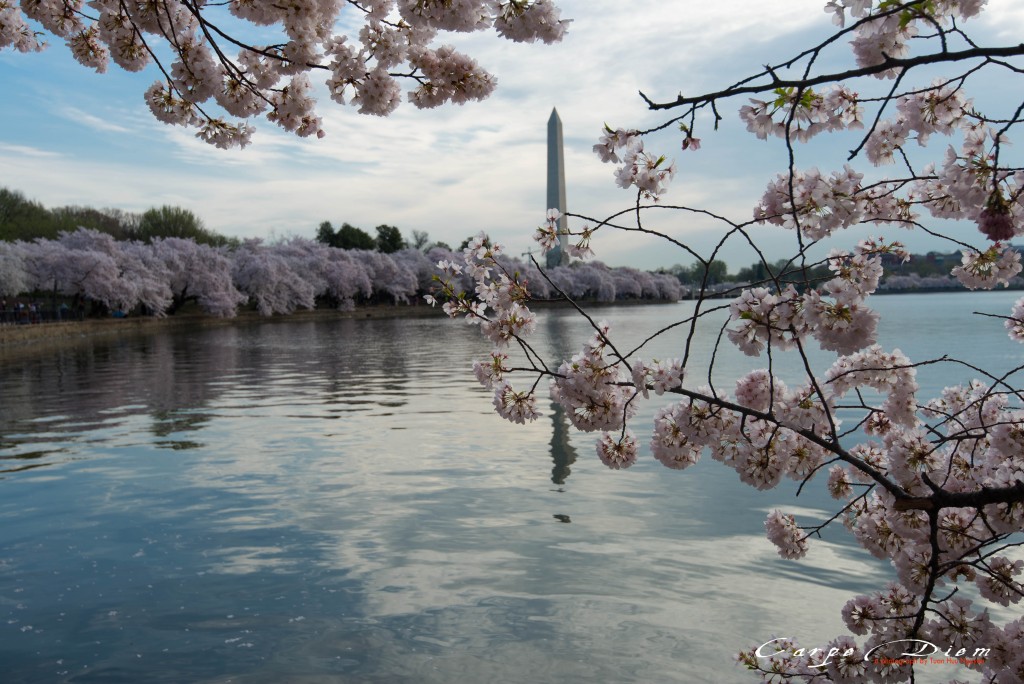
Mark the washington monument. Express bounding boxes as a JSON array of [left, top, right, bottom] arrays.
[[546, 108, 570, 268]]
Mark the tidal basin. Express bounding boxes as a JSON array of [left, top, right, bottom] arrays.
[[1, 292, 1019, 683]]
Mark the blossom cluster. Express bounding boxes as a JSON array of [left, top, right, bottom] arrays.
[[739, 85, 864, 143], [755, 122, 1024, 251], [532, 209, 596, 259], [494, 0, 567, 44], [765, 510, 810, 559], [4, 0, 568, 146], [915, 131, 1024, 242], [744, 30, 1023, 248], [950, 243, 1023, 290], [726, 240, 897, 357], [550, 321, 638, 432], [0, 1, 43, 53], [431, 233, 542, 426], [825, 0, 985, 75], [649, 373, 832, 498], [1006, 297, 1024, 343], [591, 126, 676, 201], [689, 335, 1024, 682]]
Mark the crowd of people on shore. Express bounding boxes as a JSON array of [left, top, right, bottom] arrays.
[[0, 299, 83, 325]]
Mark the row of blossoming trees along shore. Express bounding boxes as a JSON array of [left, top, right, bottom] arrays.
[[0, 227, 683, 319]]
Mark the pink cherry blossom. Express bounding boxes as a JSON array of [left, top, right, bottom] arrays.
[[764, 510, 809, 559]]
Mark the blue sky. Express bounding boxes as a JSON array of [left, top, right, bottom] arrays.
[[1, 0, 1022, 270]]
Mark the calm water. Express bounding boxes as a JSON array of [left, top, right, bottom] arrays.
[[0, 292, 1020, 683]]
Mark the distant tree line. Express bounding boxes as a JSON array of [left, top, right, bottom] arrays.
[[659, 248, 1024, 292], [2, 187, 448, 256], [658, 258, 831, 290], [314, 221, 427, 254], [0, 187, 232, 246]]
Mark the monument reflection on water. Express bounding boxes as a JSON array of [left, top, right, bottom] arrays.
[[545, 309, 578, 488], [548, 400, 578, 488], [2, 293, 1015, 683]]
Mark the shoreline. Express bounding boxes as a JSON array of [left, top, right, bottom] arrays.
[[0, 298, 679, 360], [3, 288, 1013, 358], [0, 304, 445, 360]]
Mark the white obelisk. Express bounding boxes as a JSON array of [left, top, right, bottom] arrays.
[[546, 108, 569, 268]]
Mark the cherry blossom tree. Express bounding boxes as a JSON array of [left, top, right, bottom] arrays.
[[19, 232, 137, 312], [431, 2, 1024, 682], [152, 236, 246, 316], [255, 236, 366, 309], [354, 248, 419, 302], [5, 228, 168, 315], [1, 0, 567, 148], [117, 239, 174, 315], [0, 240, 29, 297], [567, 261, 617, 301], [55, 227, 146, 312], [391, 246, 438, 294], [231, 238, 317, 315], [321, 247, 373, 307]]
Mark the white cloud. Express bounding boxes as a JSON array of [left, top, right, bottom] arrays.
[[58, 106, 133, 134], [0, 143, 61, 159], [980, 0, 1024, 39]]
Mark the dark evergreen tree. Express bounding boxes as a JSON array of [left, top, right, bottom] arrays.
[[315, 220, 339, 248], [138, 206, 232, 246], [335, 223, 376, 250], [0, 187, 60, 241], [375, 224, 406, 253]]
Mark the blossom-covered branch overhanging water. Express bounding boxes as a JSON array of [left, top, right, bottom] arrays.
[[432, 2, 1024, 681]]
